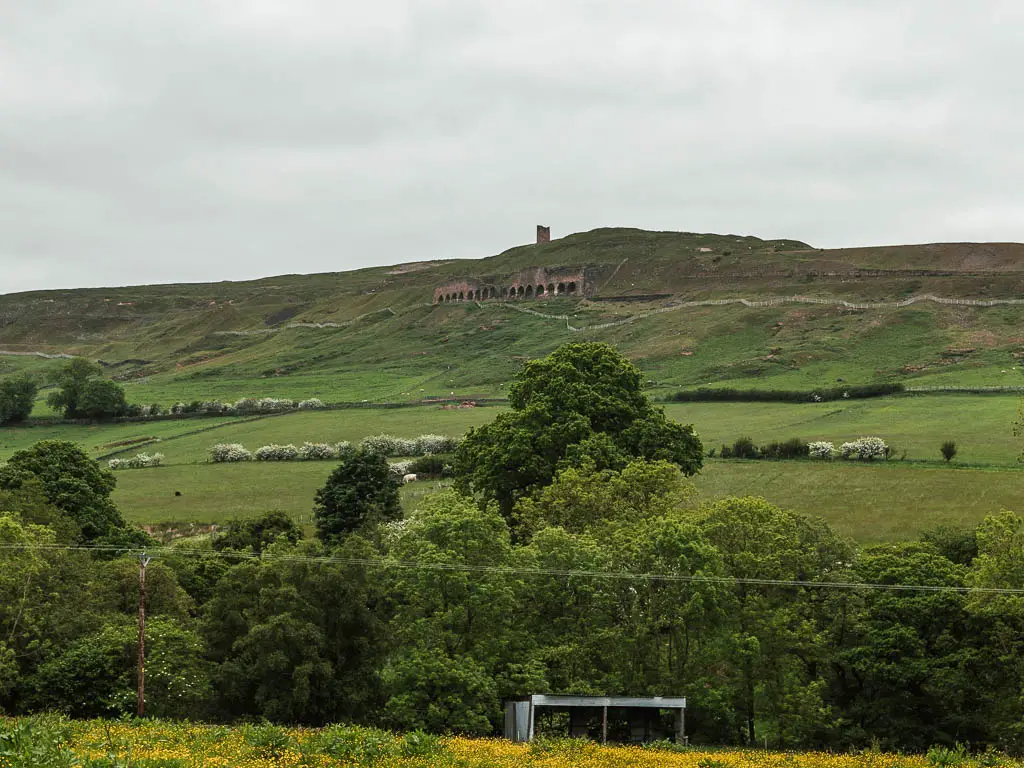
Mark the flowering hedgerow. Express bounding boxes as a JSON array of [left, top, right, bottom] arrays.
[[298, 442, 336, 460], [808, 441, 837, 460], [210, 443, 253, 463], [297, 398, 325, 410], [206, 435, 461, 463], [254, 444, 300, 461], [109, 452, 164, 470], [839, 436, 888, 461], [361, 434, 462, 457]]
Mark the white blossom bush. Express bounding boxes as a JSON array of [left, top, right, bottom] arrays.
[[335, 441, 354, 459], [171, 402, 187, 416], [389, 460, 415, 477], [254, 444, 300, 461], [233, 397, 297, 414], [839, 437, 888, 461], [361, 434, 403, 456], [808, 441, 837, 460], [297, 398, 325, 410], [298, 442, 336, 460], [210, 443, 253, 463], [361, 433, 460, 457], [110, 452, 164, 470], [199, 400, 236, 415], [413, 434, 461, 455]]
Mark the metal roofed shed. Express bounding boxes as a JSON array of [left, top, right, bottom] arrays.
[[504, 695, 687, 744]]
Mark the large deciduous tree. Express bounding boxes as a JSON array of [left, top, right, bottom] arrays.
[[313, 449, 401, 542], [0, 440, 126, 542], [454, 343, 703, 519], [0, 376, 38, 424], [46, 358, 126, 420]]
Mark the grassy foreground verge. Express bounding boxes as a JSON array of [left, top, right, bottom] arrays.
[[0, 717, 974, 768]]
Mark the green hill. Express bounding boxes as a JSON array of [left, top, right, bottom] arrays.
[[5, 227, 1024, 405]]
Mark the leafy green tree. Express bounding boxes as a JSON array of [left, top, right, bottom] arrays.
[[455, 343, 702, 518], [25, 615, 210, 719], [202, 537, 384, 724], [0, 441, 126, 542], [76, 379, 127, 420], [940, 441, 957, 463], [698, 497, 853, 747], [381, 492, 527, 734], [0, 376, 38, 424], [963, 510, 1024, 752], [832, 544, 984, 751], [314, 450, 401, 542], [513, 459, 695, 537], [46, 358, 102, 419], [214, 510, 301, 555]]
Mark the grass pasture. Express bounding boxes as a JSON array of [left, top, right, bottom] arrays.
[[4, 393, 1023, 542], [111, 457, 1024, 543]]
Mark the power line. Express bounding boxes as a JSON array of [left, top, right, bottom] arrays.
[[0, 542, 1019, 595]]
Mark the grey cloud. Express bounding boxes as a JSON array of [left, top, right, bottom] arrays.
[[2, 0, 1024, 292]]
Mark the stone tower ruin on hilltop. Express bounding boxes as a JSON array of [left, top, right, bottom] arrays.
[[536, 225, 551, 244]]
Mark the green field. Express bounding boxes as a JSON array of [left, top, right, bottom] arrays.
[[14, 393, 989, 542]]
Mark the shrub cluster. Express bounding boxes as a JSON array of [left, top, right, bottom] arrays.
[[254, 444, 300, 461], [359, 434, 461, 457], [716, 436, 889, 461], [718, 436, 808, 460], [108, 452, 164, 470], [407, 454, 453, 478], [210, 443, 254, 463], [809, 441, 837, 459], [839, 437, 889, 460], [209, 435, 460, 463], [389, 460, 416, 477], [169, 397, 328, 417], [669, 383, 905, 403]]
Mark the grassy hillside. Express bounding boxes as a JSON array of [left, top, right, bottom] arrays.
[[5, 228, 1024, 405]]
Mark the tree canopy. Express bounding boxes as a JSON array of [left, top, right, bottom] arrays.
[[454, 343, 703, 518], [0, 376, 38, 424], [0, 440, 126, 542], [313, 449, 401, 541], [46, 358, 126, 420]]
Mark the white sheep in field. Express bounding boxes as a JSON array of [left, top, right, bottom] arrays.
[[402, 473, 418, 484]]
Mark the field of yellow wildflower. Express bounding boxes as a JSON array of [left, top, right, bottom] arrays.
[[0, 717, 993, 768]]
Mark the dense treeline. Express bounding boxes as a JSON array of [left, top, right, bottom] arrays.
[[2, 344, 1022, 752], [667, 383, 905, 403]]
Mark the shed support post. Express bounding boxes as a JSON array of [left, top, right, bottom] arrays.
[[675, 706, 687, 745], [602, 706, 608, 744]]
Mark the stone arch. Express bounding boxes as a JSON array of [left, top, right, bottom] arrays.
[[547, 283, 555, 295], [525, 285, 534, 298], [557, 282, 565, 295], [458, 291, 464, 301], [536, 284, 545, 297], [567, 282, 577, 294], [517, 285, 525, 298]]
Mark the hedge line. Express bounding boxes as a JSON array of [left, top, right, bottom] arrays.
[[667, 383, 905, 403]]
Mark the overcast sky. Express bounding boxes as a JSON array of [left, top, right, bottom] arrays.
[[2, 1, 1023, 293]]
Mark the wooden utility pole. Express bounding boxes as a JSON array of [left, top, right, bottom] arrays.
[[137, 553, 152, 717]]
